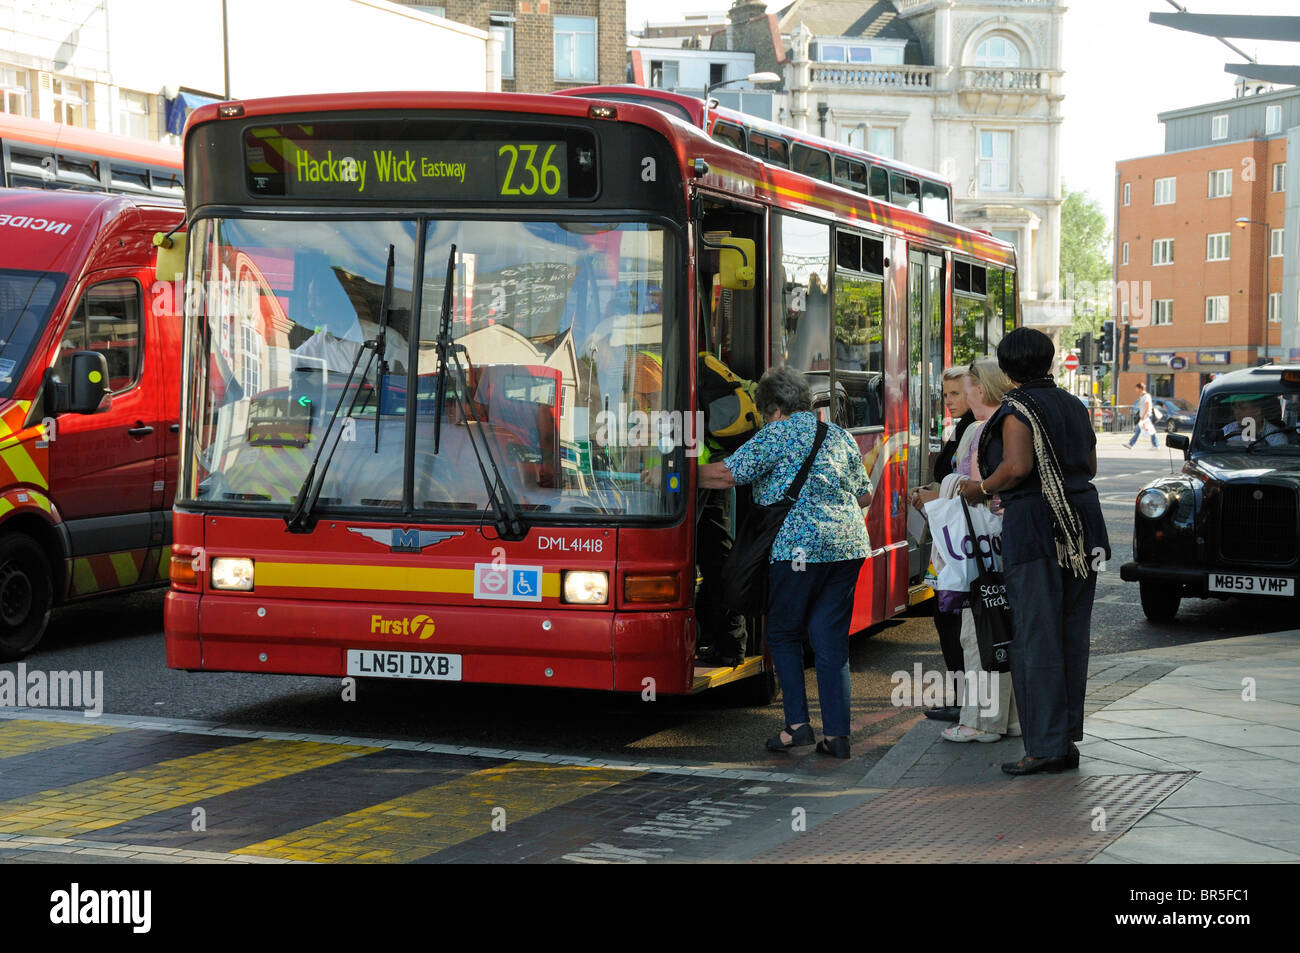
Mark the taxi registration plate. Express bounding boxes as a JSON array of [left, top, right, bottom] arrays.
[[1208, 574, 1295, 597], [346, 650, 462, 681]]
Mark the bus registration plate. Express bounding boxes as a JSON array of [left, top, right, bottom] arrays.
[[1208, 574, 1295, 597], [346, 650, 462, 681]]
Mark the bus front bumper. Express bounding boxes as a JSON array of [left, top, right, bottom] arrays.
[[165, 591, 696, 694]]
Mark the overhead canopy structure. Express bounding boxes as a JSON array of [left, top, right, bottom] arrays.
[[1150, 10, 1300, 85]]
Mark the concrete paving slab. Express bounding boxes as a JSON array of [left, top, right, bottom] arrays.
[[1155, 778, 1288, 809], [1155, 803, 1300, 845], [1096, 824, 1299, 864], [1082, 722, 1173, 741], [1169, 759, 1300, 790], [1113, 736, 1275, 764], [1174, 723, 1300, 747]]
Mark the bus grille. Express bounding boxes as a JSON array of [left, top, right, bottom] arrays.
[[1219, 485, 1297, 563]]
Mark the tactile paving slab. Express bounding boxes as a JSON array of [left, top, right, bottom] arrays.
[[757, 771, 1196, 863]]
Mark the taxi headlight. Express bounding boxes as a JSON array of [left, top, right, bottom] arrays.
[[211, 557, 255, 591], [562, 571, 609, 605], [1138, 488, 1170, 519]]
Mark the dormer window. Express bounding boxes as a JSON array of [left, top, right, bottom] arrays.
[[974, 35, 1022, 68], [814, 39, 904, 66]]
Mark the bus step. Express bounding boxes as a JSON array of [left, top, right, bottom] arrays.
[[691, 655, 764, 693], [908, 583, 934, 607]]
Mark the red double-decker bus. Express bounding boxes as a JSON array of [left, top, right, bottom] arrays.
[[0, 114, 182, 198], [165, 90, 1017, 699]]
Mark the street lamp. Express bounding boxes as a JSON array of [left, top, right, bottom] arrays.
[[1235, 217, 1272, 362], [702, 71, 781, 127]]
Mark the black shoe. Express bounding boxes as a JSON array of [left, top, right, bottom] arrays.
[[765, 723, 815, 751], [1064, 742, 1080, 770], [697, 643, 745, 668], [816, 736, 851, 759], [923, 705, 960, 722], [1001, 755, 1066, 776]]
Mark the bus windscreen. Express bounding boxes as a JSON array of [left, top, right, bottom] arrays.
[[244, 121, 599, 202]]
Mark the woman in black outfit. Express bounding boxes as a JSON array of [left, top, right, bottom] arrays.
[[910, 367, 976, 721], [957, 329, 1110, 775]]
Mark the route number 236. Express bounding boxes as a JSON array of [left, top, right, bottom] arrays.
[[499, 144, 561, 197]]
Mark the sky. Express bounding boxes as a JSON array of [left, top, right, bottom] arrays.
[[624, 0, 1300, 229]]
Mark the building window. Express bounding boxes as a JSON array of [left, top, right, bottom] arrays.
[[815, 41, 902, 65], [649, 60, 679, 89], [1270, 226, 1284, 257], [1205, 295, 1229, 324], [1211, 114, 1229, 140], [1121, 242, 1129, 265], [978, 131, 1011, 192], [974, 36, 1021, 68], [1120, 301, 1130, 323], [1123, 182, 1130, 206], [1153, 299, 1173, 326], [239, 325, 263, 395], [870, 127, 895, 158], [710, 63, 726, 85], [408, 4, 446, 15], [1153, 176, 1176, 205], [490, 13, 514, 81], [117, 90, 150, 139], [1206, 232, 1231, 262], [554, 15, 597, 82], [1274, 162, 1287, 192], [52, 77, 87, 127], [1208, 168, 1232, 198], [1269, 292, 1282, 323], [1152, 238, 1174, 266], [1, 66, 29, 116], [1266, 104, 1283, 135]]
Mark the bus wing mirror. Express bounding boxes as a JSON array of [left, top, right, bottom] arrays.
[[718, 238, 756, 291], [68, 351, 109, 415], [153, 231, 187, 283]]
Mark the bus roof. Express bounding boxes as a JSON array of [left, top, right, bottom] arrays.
[[185, 90, 1012, 267], [0, 113, 181, 169]]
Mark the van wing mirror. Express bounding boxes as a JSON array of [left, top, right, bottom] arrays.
[[153, 231, 187, 283], [69, 351, 109, 415]]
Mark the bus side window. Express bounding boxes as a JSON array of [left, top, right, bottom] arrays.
[[791, 144, 831, 182], [922, 180, 950, 222], [868, 165, 890, 201], [712, 122, 745, 152], [834, 156, 867, 192], [747, 132, 768, 161], [891, 174, 920, 212], [833, 233, 885, 430], [770, 213, 831, 393], [766, 136, 789, 168]]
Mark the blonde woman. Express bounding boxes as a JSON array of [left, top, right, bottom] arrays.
[[909, 366, 975, 721], [942, 357, 1020, 743]]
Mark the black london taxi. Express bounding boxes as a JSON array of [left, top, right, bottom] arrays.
[[1120, 365, 1300, 621]]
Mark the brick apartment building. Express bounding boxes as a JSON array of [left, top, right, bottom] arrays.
[[1115, 84, 1296, 404], [397, 2, 627, 93]]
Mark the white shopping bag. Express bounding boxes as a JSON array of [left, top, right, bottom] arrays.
[[1140, 416, 1156, 435], [923, 496, 1004, 594]]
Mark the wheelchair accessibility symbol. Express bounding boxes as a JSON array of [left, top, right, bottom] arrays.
[[474, 563, 543, 602]]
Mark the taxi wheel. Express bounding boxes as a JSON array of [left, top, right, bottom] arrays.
[[0, 535, 53, 661], [1139, 581, 1180, 622]]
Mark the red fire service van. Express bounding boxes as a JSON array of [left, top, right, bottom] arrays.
[[0, 187, 184, 659]]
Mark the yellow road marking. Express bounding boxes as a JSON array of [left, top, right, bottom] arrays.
[[0, 719, 118, 759], [236, 762, 636, 863], [0, 738, 376, 838], [258, 562, 562, 597]]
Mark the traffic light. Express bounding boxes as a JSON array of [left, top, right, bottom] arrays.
[[1122, 324, 1139, 372], [1098, 319, 1115, 364], [1079, 334, 1095, 366]]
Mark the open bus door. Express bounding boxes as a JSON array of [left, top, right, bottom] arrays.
[[906, 248, 946, 588]]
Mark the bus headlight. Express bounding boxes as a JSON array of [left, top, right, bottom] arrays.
[[562, 571, 608, 605], [1138, 488, 1170, 519], [211, 557, 255, 591]]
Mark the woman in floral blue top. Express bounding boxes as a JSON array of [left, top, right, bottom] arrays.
[[699, 366, 872, 758]]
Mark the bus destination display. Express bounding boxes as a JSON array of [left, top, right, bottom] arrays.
[[245, 124, 597, 201]]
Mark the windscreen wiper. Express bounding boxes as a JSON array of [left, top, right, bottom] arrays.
[[373, 245, 394, 453], [284, 246, 394, 533], [431, 244, 528, 542]]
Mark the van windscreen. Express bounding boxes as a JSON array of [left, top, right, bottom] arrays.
[[0, 269, 66, 398]]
